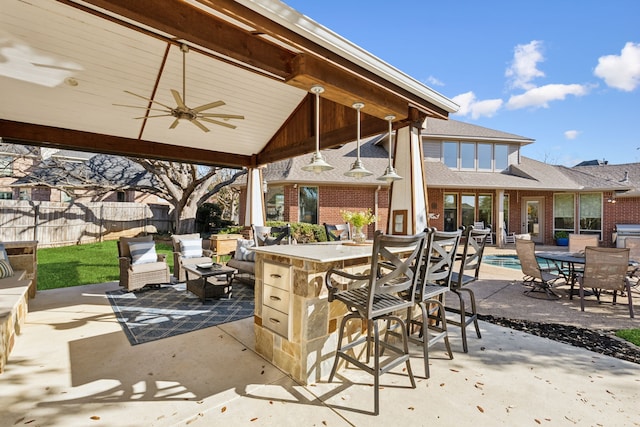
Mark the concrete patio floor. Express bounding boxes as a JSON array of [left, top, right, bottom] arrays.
[[1, 249, 639, 426]]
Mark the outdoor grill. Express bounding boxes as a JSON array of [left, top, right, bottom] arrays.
[[614, 224, 640, 247]]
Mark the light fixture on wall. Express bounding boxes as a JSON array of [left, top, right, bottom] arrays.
[[377, 114, 402, 182], [344, 102, 373, 178], [301, 85, 334, 173]]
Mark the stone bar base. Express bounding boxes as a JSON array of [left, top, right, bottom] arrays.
[[0, 276, 31, 374], [254, 251, 372, 385]]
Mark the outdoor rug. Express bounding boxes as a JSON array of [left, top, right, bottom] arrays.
[[106, 282, 254, 345]]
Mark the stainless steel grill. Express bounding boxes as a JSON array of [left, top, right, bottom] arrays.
[[614, 224, 640, 248]]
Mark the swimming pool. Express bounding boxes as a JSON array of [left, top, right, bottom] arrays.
[[482, 254, 553, 270]]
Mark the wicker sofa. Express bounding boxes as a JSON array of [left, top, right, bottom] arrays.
[[117, 236, 171, 291]]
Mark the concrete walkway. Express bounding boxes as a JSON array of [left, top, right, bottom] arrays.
[[1, 253, 639, 426]]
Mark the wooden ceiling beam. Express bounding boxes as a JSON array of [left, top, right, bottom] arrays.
[[0, 120, 251, 168], [74, 0, 296, 79]]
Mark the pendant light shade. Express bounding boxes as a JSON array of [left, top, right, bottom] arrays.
[[302, 85, 334, 173], [345, 102, 373, 178], [377, 114, 402, 182]]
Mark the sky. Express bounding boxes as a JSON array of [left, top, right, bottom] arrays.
[[284, 0, 640, 166]]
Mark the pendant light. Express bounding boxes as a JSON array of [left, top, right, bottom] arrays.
[[344, 102, 373, 178], [301, 85, 334, 173], [377, 114, 402, 182]]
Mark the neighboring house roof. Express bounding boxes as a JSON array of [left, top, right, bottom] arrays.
[[0, 141, 39, 157], [423, 118, 535, 145], [568, 162, 640, 196]]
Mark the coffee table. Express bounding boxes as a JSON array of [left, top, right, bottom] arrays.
[[184, 264, 237, 302]]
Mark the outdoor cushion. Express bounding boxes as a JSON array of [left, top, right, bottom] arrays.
[[119, 235, 153, 258], [180, 238, 203, 258], [129, 261, 168, 273], [0, 259, 14, 278], [235, 239, 256, 262], [128, 241, 158, 265], [0, 243, 8, 261]]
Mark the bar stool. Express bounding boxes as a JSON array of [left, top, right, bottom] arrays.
[[325, 230, 426, 415]]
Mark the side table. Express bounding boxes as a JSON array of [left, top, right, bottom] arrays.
[[184, 264, 237, 302]]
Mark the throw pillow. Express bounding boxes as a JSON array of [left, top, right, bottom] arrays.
[[180, 238, 203, 258], [0, 243, 8, 261], [0, 259, 14, 278], [234, 239, 256, 262], [128, 241, 158, 265]]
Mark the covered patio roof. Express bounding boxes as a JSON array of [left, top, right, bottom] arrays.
[[0, 0, 457, 168]]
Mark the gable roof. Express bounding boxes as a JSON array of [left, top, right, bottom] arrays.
[[569, 162, 640, 196], [423, 118, 535, 145]]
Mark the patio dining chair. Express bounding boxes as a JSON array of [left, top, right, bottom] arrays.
[[252, 224, 291, 246], [324, 222, 351, 241], [623, 237, 640, 288], [515, 238, 562, 298], [325, 230, 426, 415], [577, 247, 634, 318], [448, 225, 491, 352]]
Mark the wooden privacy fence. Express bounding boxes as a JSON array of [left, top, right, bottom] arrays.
[[0, 201, 171, 247]]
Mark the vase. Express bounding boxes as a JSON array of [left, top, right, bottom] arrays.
[[352, 225, 366, 243]]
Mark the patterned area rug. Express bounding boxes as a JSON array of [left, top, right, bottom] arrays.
[[106, 282, 254, 345]]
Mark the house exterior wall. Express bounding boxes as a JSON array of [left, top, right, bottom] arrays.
[[239, 184, 390, 237]]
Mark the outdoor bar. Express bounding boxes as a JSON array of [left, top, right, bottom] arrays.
[[253, 242, 377, 384]]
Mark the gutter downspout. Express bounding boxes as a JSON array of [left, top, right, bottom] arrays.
[[374, 185, 381, 232]]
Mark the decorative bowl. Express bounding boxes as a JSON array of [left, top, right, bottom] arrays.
[[197, 262, 214, 269]]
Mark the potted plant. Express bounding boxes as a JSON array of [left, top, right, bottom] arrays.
[[341, 209, 376, 243], [554, 231, 569, 246]]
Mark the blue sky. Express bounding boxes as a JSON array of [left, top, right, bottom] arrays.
[[284, 0, 640, 166]]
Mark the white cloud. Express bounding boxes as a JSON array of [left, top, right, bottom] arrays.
[[506, 83, 589, 109], [564, 130, 580, 140], [505, 40, 545, 90], [451, 91, 503, 119], [425, 75, 444, 86], [594, 42, 640, 91]]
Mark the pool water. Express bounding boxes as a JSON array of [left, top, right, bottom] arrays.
[[482, 254, 553, 270]]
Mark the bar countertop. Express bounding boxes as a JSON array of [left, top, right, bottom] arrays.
[[252, 242, 373, 263]]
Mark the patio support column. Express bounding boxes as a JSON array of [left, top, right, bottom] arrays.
[[497, 190, 506, 247], [387, 124, 428, 235], [243, 167, 266, 226]]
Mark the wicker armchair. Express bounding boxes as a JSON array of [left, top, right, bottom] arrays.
[[117, 236, 170, 291], [171, 233, 214, 282]]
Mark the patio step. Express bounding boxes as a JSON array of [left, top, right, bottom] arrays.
[[0, 271, 31, 374]]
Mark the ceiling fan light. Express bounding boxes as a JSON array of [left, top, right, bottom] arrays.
[[377, 166, 402, 182], [302, 151, 334, 173], [344, 159, 373, 179]]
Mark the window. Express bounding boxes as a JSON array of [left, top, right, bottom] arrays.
[[495, 145, 508, 170], [579, 193, 602, 238], [477, 144, 492, 170], [117, 191, 126, 202], [460, 143, 475, 169], [0, 156, 12, 177], [266, 185, 285, 222], [443, 142, 458, 168], [298, 186, 318, 224], [554, 193, 575, 234], [478, 194, 493, 227], [443, 193, 458, 232], [461, 194, 475, 227], [19, 189, 31, 201], [503, 194, 510, 230], [61, 191, 73, 203], [0, 191, 12, 200]]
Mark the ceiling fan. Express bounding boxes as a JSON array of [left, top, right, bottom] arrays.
[[115, 44, 244, 132]]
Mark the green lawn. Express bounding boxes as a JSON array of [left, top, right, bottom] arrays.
[[37, 240, 174, 290], [616, 328, 640, 346]]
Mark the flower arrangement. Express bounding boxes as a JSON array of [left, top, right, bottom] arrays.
[[341, 209, 376, 227]]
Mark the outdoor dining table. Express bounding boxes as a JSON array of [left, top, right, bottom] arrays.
[[535, 251, 638, 299]]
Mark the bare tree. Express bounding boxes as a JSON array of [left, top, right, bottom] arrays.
[[5, 143, 245, 233]]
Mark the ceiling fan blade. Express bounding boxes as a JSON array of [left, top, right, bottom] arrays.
[[124, 90, 175, 110], [113, 104, 169, 113], [169, 118, 180, 129], [190, 119, 210, 132], [192, 100, 225, 113], [171, 89, 187, 109], [199, 113, 245, 120], [134, 114, 172, 119], [200, 117, 237, 129]]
